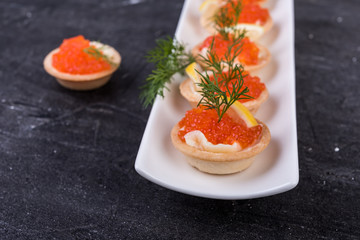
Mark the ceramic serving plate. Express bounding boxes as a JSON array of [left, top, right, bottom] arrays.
[[135, 0, 298, 200]]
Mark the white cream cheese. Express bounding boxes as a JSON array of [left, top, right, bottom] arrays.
[[224, 23, 264, 41], [184, 130, 241, 153], [90, 41, 117, 60]]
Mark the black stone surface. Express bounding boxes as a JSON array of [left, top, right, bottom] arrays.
[[0, 0, 359, 239]]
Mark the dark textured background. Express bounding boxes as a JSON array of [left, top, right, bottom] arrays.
[[0, 0, 359, 239]]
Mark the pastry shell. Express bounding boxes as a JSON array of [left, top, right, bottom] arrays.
[[43, 47, 121, 91], [171, 119, 271, 175]]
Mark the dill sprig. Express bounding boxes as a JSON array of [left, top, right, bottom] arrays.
[[83, 45, 117, 66], [199, 30, 246, 80], [140, 36, 195, 108], [201, 0, 246, 68], [196, 66, 253, 122], [213, 0, 243, 39], [196, 31, 253, 122]]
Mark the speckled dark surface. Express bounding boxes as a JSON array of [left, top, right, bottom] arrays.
[[0, 0, 359, 239]]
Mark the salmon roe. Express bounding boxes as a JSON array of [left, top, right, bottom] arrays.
[[209, 71, 265, 103], [220, 1, 270, 26], [52, 35, 111, 74], [178, 106, 262, 148], [242, 0, 264, 4], [198, 35, 259, 66]]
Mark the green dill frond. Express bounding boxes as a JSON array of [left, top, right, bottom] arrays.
[[195, 28, 253, 122], [140, 37, 195, 108], [213, 0, 243, 39], [196, 65, 253, 122], [198, 29, 246, 81]]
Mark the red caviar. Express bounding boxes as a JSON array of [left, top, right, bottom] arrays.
[[198, 35, 259, 66], [52, 35, 111, 74], [209, 71, 265, 103], [242, 0, 264, 4], [220, 1, 270, 26], [178, 106, 262, 148]]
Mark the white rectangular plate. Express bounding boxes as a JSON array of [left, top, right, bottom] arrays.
[[135, 0, 298, 200]]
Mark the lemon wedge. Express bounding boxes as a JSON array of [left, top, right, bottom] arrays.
[[199, 0, 221, 28], [230, 100, 258, 127], [185, 62, 200, 83], [185, 62, 203, 91], [199, 0, 219, 11]]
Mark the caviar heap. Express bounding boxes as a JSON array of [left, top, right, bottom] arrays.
[[52, 35, 111, 74], [218, 1, 270, 27], [178, 106, 262, 149], [198, 35, 260, 66]]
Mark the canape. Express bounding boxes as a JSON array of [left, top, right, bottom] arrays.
[[44, 35, 121, 91], [171, 106, 271, 174]]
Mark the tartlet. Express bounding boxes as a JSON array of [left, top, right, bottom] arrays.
[[44, 37, 121, 91], [171, 118, 271, 175]]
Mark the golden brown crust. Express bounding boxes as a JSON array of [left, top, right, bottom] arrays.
[[171, 119, 271, 174], [179, 77, 269, 113], [244, 44, 271, 72], [243, 87, 269, 114], [43, 47, 121, 90], [179, 78, 200, 108], [191, 41, 271, 72], [262, 15, 273, 33]]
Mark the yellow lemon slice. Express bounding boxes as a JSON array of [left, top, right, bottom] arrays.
[[199, 0, 221, 29], [185, 62, 203, 92], [230, 100, 258, 127], [199, 0, 218, 11], [185, 62, 201, 83]]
